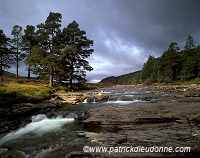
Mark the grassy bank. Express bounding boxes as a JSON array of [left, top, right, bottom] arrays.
[[0, 77, 116, 106], [0, 82, 54, 106]]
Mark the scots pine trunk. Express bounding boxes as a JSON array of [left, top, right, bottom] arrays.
[[27, 49, 32, 79], [69, 64, 74, 89], [0, 56, 3, 82], [16, 51, 19, 79], [49, 68, 53, 87], [27, 66, 31, 79], [11, 25, 23, 80], [69, 75, 73, 89]]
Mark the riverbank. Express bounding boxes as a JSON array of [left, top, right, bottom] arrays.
[[0, 81, 115, 134], [70, 84, 200, 157]]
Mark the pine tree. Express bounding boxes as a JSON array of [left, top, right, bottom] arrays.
[[0, 29, 12, 82], [61, 21, 93, 89], [141, 55, 158, 84], [181, 36, 198, 80], [161, 42, 180, 81], [28, 12, 62, 86], [184, 35, 196, 50], [11, 25, 23, 79], [181, 49, 198, 80], [167, 42, 180, 52], [22, 25, 37, 79], [25, 13, 93, 88]]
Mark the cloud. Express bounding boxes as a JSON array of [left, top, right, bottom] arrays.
[[1, 0, 200, 82]]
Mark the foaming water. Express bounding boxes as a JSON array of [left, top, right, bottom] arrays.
[[0, 115, 74, 146], [106, 100, 142, 104], [83, 98, 88, 103], [31, 114, 47, 122], [92, 98, 96, 103], [105, 100, 143, 105]]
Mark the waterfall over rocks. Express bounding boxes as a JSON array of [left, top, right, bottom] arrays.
[[0, 115, 74, 146]]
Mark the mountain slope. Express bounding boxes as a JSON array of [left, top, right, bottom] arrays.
[[1, 71, 26, 82], [100, 70, 142, 85]]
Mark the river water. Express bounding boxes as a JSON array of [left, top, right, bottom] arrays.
[[0, 86, 179, 157]]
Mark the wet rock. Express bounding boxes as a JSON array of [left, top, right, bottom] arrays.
[[182, 88, 200, 97], [140, 97, 153, 101], [96, 94, 109, 102], [65, 151, 98, 158], [87, 97, 97, 103], [51, 92, 89, 104], [190, 114, 200, 124], [85, 95, 109, 103], [0, 150, 26, 158], [134, 117, 180, 124], [175, 95, 185, 98], [78, 96, 88, 102], [76, 100, 200, 157], [67, 112, 78, 118]]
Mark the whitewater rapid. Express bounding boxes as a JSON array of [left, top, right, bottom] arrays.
[[0, 115, 74, 146]]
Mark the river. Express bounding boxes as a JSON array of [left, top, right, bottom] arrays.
[[0, 86, 180, 157]]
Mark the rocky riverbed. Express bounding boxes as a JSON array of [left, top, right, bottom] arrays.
[[0, 84, 200, 157], [71, 84, 200, 158]]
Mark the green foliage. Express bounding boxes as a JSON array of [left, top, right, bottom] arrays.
[[25, 13, 93, 87], [141, 37, 200, 84], [30, 12, 63, 86], [59, 20, 93, 88], [1, 12, 93, 88], [0, 29, 13, 82], [180, 49, 199, 80], [11, 25, 24, 79], [184, 36, 196, 50], [22, 25, 38, 79], [141, 55, 158, 83]]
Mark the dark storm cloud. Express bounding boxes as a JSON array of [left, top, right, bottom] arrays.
[[1, 0, 200, 82], [87, 0, 200, 54]]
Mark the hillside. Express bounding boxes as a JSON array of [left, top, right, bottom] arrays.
[[100, 70, 142, 85], [1, 71, 26, 82], [101, 37, 200, 85]]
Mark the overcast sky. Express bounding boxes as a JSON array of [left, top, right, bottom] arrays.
[[1, 0, 200, 82]]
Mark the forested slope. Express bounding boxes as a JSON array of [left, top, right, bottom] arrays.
[[100, 36, 200, 85], [100, 71, 142, 85]]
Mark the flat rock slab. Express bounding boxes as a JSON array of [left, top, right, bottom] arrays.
[[75, 101, 200, 157], [82, 102, 200, 126]]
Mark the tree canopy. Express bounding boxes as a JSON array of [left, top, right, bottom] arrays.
[[0, 12, 94, 88], [0, 29, 12, 82], [11, 25, 23, 79], [22, 25, 37, 79], [25, 12, 93, 87]]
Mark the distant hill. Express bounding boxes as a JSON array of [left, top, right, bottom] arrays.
[[2, 71, 25, 81], [3, 71, 17, 79], [100, 70, 142, 85]]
